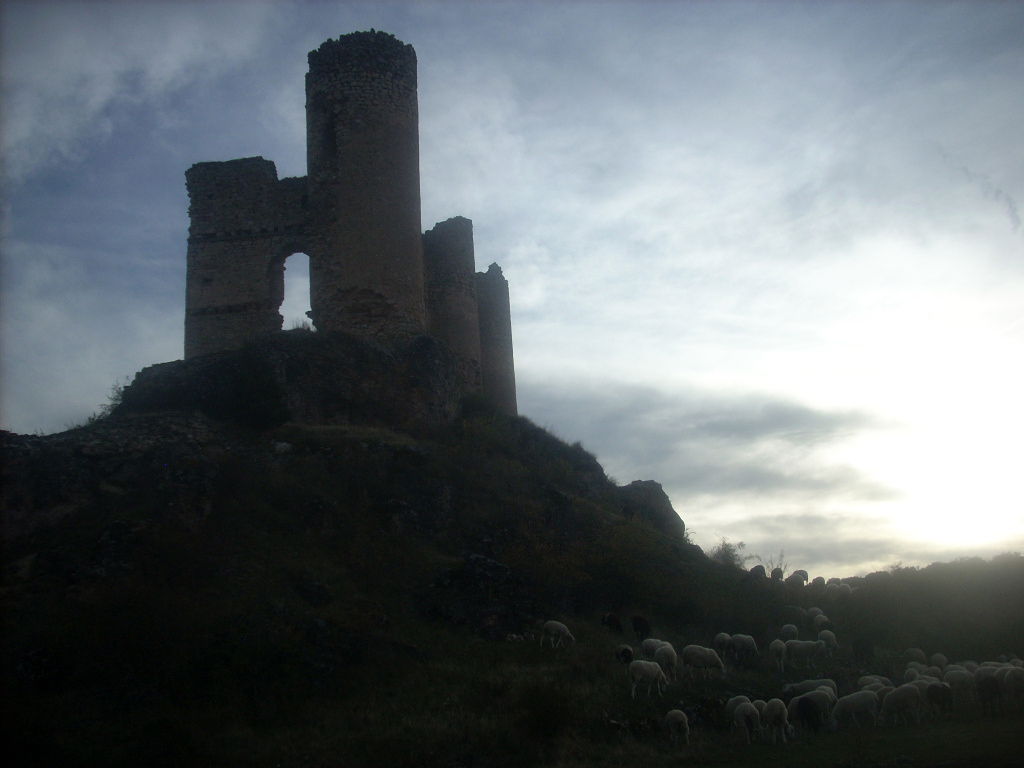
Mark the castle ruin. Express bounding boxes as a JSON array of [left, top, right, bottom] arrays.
[[183, 31, 516, 415]]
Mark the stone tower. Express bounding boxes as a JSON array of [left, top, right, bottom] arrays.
[[183, 31, 517, 415]]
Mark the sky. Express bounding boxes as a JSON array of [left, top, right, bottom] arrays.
[[2, 0, 1022, 579]]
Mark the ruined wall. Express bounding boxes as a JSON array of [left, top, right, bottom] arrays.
[[476, 264, 518, 415], [184, 157, 311, 359], [423, 216, 482, 393], [305, 31, 426, 338]]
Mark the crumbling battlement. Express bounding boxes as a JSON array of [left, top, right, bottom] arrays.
[[183, 31, 516, 415]]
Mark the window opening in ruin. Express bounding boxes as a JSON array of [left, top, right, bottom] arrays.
[[280, 252, 313, 330]]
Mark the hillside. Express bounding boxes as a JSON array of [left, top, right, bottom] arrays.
[[2, 370, 1023, 766]]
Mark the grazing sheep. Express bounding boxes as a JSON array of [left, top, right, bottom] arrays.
[[541, 620, 575, 648], [930, 652, 949, 670], [807, 606, 824, 619], [614, 644, 635, 665], [791, 568, 809, 582], [791, 692, 828, 734], [783, 677, 838, 698], [834, 582, 852, 598], [818, 629, 838, 657], [858, 675, 894, 688], [812, 614, 831, 632], [664, 709, 690, 745], [725, 695, 752, 720], [654, 642, 679, 682], [771, 567, 784, 581], [681, 644, 725, 679], [769, 638, 787, 673], [780, 623, 800, 641], [642, 637, 669, 659], [784, 639, 826, 670], [631, 615, 651, 641], [601, 613, 624, 633], [880, 683, 924, 726], [905, 647, 927, 664], [733, 701, 761, 744], [751, 699, 767, 717], [763, 697, 790, 744], [730, 633, 759, 665], [713, 632, 732, 656], [944, 668, 976, 709], [830, 690, 879, 729], [749, 564, 767, 579], [629, 660, 669, 698], [926, 681, 953, 717]]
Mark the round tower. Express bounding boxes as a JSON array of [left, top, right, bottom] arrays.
[[305, 31, 426, 338]]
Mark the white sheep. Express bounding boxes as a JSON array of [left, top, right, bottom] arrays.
[[784, 639, 826, 669], [817, 629, 838, 657], [780, 623, 799, 641], [751, 698, 767, 717], [733, 701, 761, 744], [858, 674, 894, 688], [930, 652, 949, 670], [540, 620, 575, 648], [812, 613, 831, 631], [830, 690, 879, 729], [629, 659, 668, 698], [905, 647, 927, 664], [783, 677, 838, 698], [713, 631, 732, 656], [880, 683, 924, 726], [725, 694, 751, 720], [730, 633, 759, 664], [654, 642, 678, 682], [763, 697, 790, 744], [664, 709, 690, 745], [769, 638, 787, 673], [944, 668, 976, 708], [681, 644, 725, 679], [807, 606, 823, 619], [788, 690, 832, 733], [641, 637, 669, 659]]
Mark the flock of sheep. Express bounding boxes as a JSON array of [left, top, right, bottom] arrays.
[[535, 602, 1024, 751]]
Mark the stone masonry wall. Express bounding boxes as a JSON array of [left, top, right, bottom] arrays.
[[476, 264, 518, 415], [184, 157, 311, 359], [423, 216, 482, 394], [305, 31, 426, 339]]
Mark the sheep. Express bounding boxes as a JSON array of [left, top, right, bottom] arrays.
[[733, 701, 761, 744], [812, 613, 831, 632], [751, 698, 767, 717], [880, 683, 924, 726], [817, 629, 838, 657], [654, 642, 678, 682], [769, 638, 786, 673], [1001, 666, 1024, 707], [614, 644, 634, 665], [641, 637, 669, 659], [780, 623, 800, 641], [930, 652, 948, 670], [977, 673, 1002, 715], [944, 668, 976, 709], [763, 697, 790, 744], [905, 647, 927, 664], [806, 606, 824, 619], [926, 681, 952, 717], [790, 691, 829, 734], [784, 639, 826, 670], [858, 674, 894, 688], [664, 709, 690, 745], [725, 694, 752, 720], [783, 677, 838, 698], [730, 633, 759, 665], [770, 567, 784, 581], [541, 620, 575, 648], [713, 632, 732, 657], [749, 564, 767, 578], [830, 690, 879, 729], [629, 660, 668, 698], [601, 613, 623, 634], [631, 615, 651, 641], [681, 644, 725, 679]]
